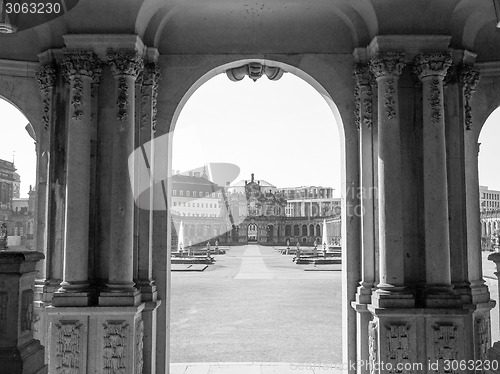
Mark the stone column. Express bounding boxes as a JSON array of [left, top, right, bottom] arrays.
[[52, 51, 101, 307], [99, 51, 143, 306], [461, 66, 490, 304], [0, 251, 47, 374], [34, 64, 56, 282], [369, 52, 413, 307], [414, 53, 460, 306], [136, 62, 162, 374], [352, 62, 376, 374]]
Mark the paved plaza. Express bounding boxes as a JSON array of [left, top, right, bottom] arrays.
[[171, 245, 342, 365], [170, 247, 500, 372]]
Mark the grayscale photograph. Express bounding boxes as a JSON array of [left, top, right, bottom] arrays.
[[0, 1, 500, 373]]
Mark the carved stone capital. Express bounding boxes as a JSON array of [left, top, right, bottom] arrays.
[[459, 65, 480, 130], [369, 52, 405, 78], [353, 63, 372, 87], [142, 63, 161, 86], [414, 52, 452, 79], [458, 65, 480, 94], [108, 51, 144, 79], [35, 64, 56, 130], [141, 63, 161, 131], [354, 63, 373, 129], [62, 50, 102, 80], [35, 64, 56, 91]]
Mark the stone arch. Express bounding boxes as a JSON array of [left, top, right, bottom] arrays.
[[148, 55, 361, 371]]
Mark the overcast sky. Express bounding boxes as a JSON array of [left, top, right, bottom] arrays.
[[1, 73, 500, 198]]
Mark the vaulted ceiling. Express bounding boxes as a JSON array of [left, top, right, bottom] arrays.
[[0, 0, 498, 62]]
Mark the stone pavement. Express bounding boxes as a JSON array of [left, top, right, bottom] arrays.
[[171, 244, 342, 363], [170, 362, 343, 374]]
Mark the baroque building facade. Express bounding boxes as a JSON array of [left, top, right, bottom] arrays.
[[170, 173, 341, 247], [0, 1, 500, 373]]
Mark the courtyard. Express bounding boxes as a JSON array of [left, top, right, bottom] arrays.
[[170, 245, 342, 365]]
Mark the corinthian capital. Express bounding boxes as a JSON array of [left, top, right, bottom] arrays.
[[414, 53, 452, 79], [35, 64, 56, 91], [458, 65, 479, 92], [108, 51, 144, 79], [62, 50, 102, 80], [142, 63, 161, 86], [353, 63, 372, 86], [369, 52, 405, 78]]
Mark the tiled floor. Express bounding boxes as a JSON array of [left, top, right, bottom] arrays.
[[170, 362, 343, 374]]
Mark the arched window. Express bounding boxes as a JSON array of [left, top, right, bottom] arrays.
[[285, 225, 291, 236], [180, 190, 184, 196], [294, 225, 299, 236], [173, 190, 177, 196], [302, 225, 308, 236], [316, 224, 321, 237]]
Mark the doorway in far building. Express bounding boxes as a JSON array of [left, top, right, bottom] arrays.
[[247, 223, 258, 242]]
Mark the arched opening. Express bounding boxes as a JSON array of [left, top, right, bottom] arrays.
[[168, 60, 346, 367], [479, 105, 500, 343], [0, 98, 36, 250]]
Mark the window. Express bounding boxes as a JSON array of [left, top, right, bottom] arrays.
[[173, 190, 177, 196], [192, 191, 196, 197], [212, 193, 215, 198], [187, 203, 190, 207], [180, 190, 184, 196], [186, 191, 190, 196], [218, 193, 222, 198], [206, 192, 209, 197], [173, 202, 177, 206]]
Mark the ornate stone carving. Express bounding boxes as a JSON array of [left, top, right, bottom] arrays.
[[135, 318, 144, 374], [54, 320, 82, 373], [428, 78, 442, 123], [21, 289, 34, 331], [62, 51, 101, 120], [368, 320, 378, 374], [35, 64, 56, 130], [103, 320, 129, 373], [141, 63, 161, 131], [414, 53, 452, 79], [476, 317, 490, 362], [116, 77, 129, 122], [0, 292, 7, 336], [459, 65, 479, 131], [369, 52, 405, 79], [384, 78, 397, 120], [432, 324, 458, 374], [226, 62, 285, 82], [108, 51, 144, 78], [386, 324, 411, 373], [108, 51, 144, 122], [354, 64, 374, 129]]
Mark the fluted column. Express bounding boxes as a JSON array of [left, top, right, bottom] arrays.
[[369, 52, 413, 307], [414, 53, 459, 305], [53, 51, 101, 306], [99, 51, 143, 306]]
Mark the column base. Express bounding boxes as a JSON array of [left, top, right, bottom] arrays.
[[52, 290, 94, 307], [371, 288, 415, 308], [47, 304, 145, 374], [0, 339, 47, 374], [452, 282, 473, 304], [99, 289, 141, 306], [422, 287, 462, 308], [470, 281, 491, 304], [367, 306, 473, 373]]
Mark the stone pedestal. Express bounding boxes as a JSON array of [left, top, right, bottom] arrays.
[[0, 251, 47, 374], [47, 304, 147, 374], [368, 307, 473, 374]]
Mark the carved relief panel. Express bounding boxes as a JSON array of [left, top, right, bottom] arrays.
[[53, 320, 85, 374]]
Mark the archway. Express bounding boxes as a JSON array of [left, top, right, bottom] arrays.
[[164, 61, 352, 370], [479, 105, 500, 343], [0, 98, 36, 250]]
